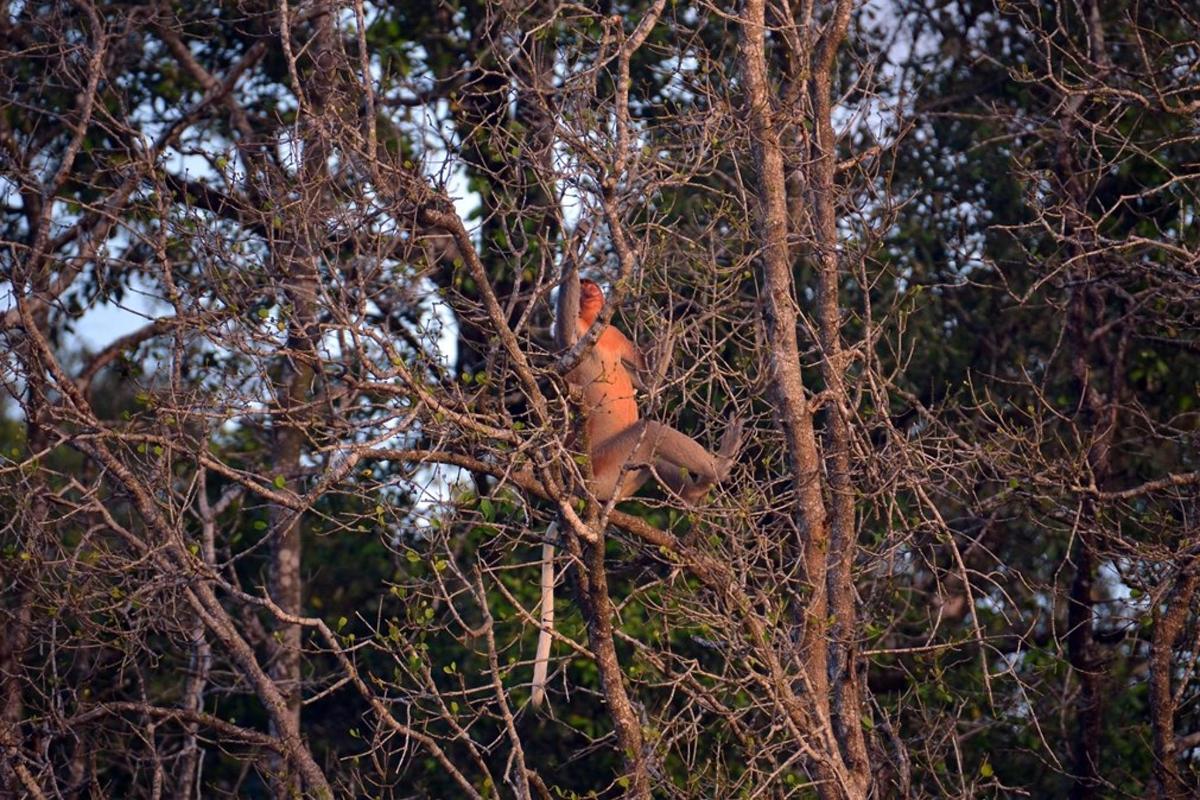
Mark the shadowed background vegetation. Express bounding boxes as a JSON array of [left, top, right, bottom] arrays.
[[2, 1, 1198, 797]]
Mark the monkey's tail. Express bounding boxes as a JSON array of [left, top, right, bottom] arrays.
[[530, 523, 557, 707]]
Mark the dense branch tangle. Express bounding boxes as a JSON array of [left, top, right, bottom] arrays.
[[1, 2, 790, 796], [5, 1, 1200, 798]]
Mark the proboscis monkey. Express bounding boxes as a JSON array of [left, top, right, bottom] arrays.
[[530, 266, 742, 706]]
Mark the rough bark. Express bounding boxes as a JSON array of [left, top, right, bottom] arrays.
[[1056, 6, 1117, 790], [1150, 566, 1199, 800], [565, 530, 651, 798], [738, 0, 868, 797], [266, 3, 337, 795], [809, 4, 870, 791], [739, 0, 831, 711]]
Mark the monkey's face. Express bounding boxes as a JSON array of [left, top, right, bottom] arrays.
[[579, 280, 604, 317]]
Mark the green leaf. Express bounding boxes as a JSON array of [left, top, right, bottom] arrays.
[[273, 475, 286, 489]]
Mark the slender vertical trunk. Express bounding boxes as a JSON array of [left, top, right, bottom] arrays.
[[268, 349, 311, 738], [1066, 536, 1100, 800], [1064, 289, 1109, 800], [1057, 2, 1116, 780], [734, 0, 868, 796], [267, 4, 336, 795], [739, 1, 867, 797], [0, 588, 33, 797], [739, 0, 831, 710], [810, 33, 870, 798], [177, 475, 218, 800], [566, 530, 650, 797], [1150, 567, 1199, 800], [3, 259, 52, 798]]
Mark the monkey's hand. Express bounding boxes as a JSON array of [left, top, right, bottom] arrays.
[[634, 327, 674, 394]]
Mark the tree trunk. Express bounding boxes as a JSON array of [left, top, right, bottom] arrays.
[[738, 0, 868, 796], [266, 3, 337, 795]]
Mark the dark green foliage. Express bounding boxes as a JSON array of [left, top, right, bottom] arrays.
[[2, 1, 1199, 797]]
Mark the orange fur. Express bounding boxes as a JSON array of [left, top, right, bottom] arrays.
[[569, 281, 640, 447]]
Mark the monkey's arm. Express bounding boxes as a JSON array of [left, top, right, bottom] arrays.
[[615, 330, 644, 374], [612, 328, 653, 393], [555, 262, 581, 351], [623, 319, 675, 395]]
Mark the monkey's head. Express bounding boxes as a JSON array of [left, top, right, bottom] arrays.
[[579, 279, 604, 320]]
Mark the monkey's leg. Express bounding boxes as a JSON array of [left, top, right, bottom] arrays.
[[594, 420, 742, 502]]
